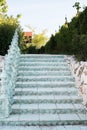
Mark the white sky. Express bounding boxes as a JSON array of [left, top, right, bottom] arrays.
[[7, 0, 87, 36]]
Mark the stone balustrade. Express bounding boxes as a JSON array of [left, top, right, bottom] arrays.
[[65, 55, 87, 106], [0, 29, 20, 118]]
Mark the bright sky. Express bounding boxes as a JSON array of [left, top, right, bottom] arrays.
[[7, 0, 87, 36]]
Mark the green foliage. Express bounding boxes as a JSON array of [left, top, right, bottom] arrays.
[[32, 30, 48, 49], [45, 25, 72, 54], [0, 15, 21, 55], [0, 0, 22, 55], [0, 0, 8, 13], [26, 46, 38, 54], [73, 2, 81, 16], [45, 34, 57, 54], [38, 46, 45, 54], [45, 6, 87, 61], [21, 29, 48, 54], [21, 44, 45, 54], [72, 34, 87, 61]]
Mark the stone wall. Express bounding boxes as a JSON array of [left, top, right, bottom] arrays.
[[0, 30, 20, 118], [65, 55, 87, 106], [0, 56, 4, 95]]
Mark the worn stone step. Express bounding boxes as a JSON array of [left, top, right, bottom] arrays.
[[15, 88, 77, 96], [12, 108, 86, 115], [18, 66, 69, 71], [15, 87, 77, 92], [12, 103, 86, 114], [0, 125, 87, 130], [16, 81, 76, 88], [0, 113, 87, 126], [14, 95, 82, 104], [20, 54, 64, 58], [17, 76, 75, 82], [17, 71, 72, 76], [18, 70, 71, 76], [20, 59, 66, 62], [19, 62, 67, 67], [19, 62, 68, 67], [20, 58, 65, 61], [18, 65, 68, 68]]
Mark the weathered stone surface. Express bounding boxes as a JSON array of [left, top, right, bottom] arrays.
[[65, 55, 87, 106], [0, 30, 20, 118], [0, 54, 87, 130], [0, 95, 10, 118]]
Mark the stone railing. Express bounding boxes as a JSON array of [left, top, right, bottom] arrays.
[[65, 55, 87, 106], [0, 29, 20, 118]]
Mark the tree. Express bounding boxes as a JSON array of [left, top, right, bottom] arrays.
[[23, 25, 48, 49], [0, 15, 21, 55], [21, 28, 48, 54], [26, 46, 38, 54], [32, 30, 48, 49], [73, 2, 81, 16], [0, 0, 22, 55], [45, 34, 57, 54], [0, 0, 8, 14]]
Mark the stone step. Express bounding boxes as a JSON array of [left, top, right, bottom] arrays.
[[14, 95, 82, 104], [19, 64, 68, 67], [20, 58, 65, 60], [16, 81, 75, 88], [20, 54, 64, 58], [17, 70, 72, 76], [0, 113, 87, 126], [0, 125, 87, 130], [19, 62, 68, 67], [15, 88, 77, 96], [12, 108, 86, 115], [20, 59, 66, 62], [17, 76, 75, 82], [15, 87, 77, 93], [18, 66, 69, 71], [18, 70, 71, 74], [12, 103, 86, 114]]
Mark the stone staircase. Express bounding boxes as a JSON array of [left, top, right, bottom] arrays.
[[0, 54, 87, 129]]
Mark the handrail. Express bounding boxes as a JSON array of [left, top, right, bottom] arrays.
[[0, 29, 20, 118]]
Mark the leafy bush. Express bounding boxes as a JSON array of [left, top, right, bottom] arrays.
[[45, 7, 87, 61], [0, 15, 21, 55]]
